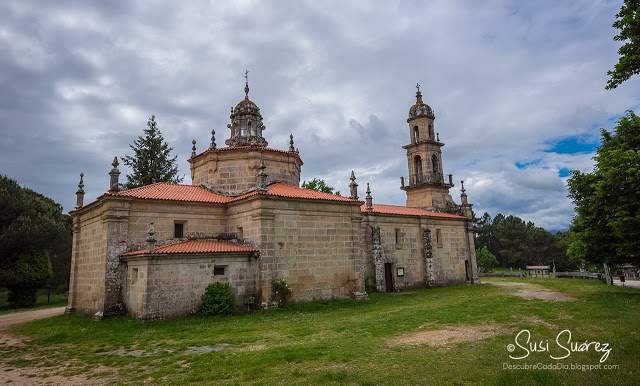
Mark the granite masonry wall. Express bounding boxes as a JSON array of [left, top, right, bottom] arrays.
[[190, 149, 302, 194], [121, 253, 258, 319]]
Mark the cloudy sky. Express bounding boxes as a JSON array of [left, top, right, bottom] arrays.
[[1, 0, 638, 230]]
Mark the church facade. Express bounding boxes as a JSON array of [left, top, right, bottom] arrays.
[[67, 79, 478, 320]]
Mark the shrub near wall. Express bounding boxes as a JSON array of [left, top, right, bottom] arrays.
[[200, 282, 234, 316]]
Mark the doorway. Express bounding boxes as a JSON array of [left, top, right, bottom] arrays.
[[384, 263, 394, 292]]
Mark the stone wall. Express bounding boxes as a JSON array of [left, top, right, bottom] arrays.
[[362, 214, 474, 291], [121, 253, 258, 319], [68, 204, 108, 314], [227, 196, 364, 305], [190, 148, 302, 194]]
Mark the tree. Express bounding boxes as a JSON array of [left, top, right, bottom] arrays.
[[0, 175, 70, 306], [567, 111, 640, 266], [473, 211, 574, 270], [606, 0, 640, 89], [301, 178, 340, 195], [8, 252, 52, 307], [122, 115, 182, 189], [476, 246, 498, 272]]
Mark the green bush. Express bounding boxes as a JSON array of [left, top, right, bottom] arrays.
[[200, 282, 234, 316], [272, 278, 291, 306]]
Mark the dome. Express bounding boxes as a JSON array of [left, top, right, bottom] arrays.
[[232, 97, 261, 118], [408, 87, 435, 121]]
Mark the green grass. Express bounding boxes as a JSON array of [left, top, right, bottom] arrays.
[[0, 289, 68, 315], [2, 278, 639, 385]]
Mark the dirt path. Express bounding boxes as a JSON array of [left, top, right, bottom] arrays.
[[0, 307, 101, 385], [0, 306, 66, 330], [484, 280, 575, 301]]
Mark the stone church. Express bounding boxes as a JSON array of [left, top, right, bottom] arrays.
[[67, 78, 478, 320]]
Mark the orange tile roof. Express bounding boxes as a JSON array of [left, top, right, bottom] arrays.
[[108, 183, 231, 204], [231, 182, 358, 203], [361, 203, 467, 219], [121, 239, 258, 257]]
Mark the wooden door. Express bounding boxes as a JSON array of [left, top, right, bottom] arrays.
[[384, 263, 394, 292]]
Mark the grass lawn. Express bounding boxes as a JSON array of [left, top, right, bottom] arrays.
[[0, 289, 68, 315], [2, 278, 639, 385]]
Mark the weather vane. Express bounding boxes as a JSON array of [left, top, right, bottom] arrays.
[[416, 82, 421, 92]]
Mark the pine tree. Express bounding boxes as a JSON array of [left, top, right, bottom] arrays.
[[122, 115, 182, 189]]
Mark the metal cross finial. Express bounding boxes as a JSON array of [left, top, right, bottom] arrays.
[[244, 69, 250, 98]]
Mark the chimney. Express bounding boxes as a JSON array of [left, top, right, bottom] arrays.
[[109, 157, 120, 192], [75, 172, 85, 209]]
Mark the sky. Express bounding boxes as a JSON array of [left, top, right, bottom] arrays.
[[1, 0, 638, 231]]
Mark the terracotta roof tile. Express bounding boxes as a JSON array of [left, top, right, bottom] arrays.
[[121, 239, 258, 257], [231, 182, 358, 203], [108, 183, 231, 204], [361, 203, 467, 219]]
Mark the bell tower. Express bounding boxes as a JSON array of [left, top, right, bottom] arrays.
[[400, 84, 455, 210]]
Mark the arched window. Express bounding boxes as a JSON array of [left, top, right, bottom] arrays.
[[413, 126, 419, 143], [432, 154, 439, 174], [247, 121, 252, 136], [414, 155, 423, 183]]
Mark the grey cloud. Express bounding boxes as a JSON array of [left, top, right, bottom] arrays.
[[0, 0, 638, 231]]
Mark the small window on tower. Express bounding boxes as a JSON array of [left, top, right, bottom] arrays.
[[413, 126, 419, 143], [174, 222, 185, 238]]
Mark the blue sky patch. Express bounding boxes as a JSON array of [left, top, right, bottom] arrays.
[[545, 135, 599, 154], [558, 168, 571, 178], [515, 159, 542, 169]]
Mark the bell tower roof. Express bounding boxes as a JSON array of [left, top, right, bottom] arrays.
[[225, 70, 268, 148], [408, 83, 435, 122]]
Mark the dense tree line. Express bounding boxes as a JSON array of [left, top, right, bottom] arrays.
[[0, 175, 72, 306], [474, 212, 574, 271]]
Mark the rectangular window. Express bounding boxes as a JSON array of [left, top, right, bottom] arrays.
[[395, 228, 400, 246], [214, 266, 226, 276], [174, 222, 184, 238], [436, 229, 442, 247], [237, 226, 244, 240]]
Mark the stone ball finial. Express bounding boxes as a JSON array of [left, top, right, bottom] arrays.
[[349, 171, 358, 200], [109, 157, 121, 192], [289, 133, 295, 152], [365, 182, 373, 211], [191, 139, 197, 158], [210, 129, 216, 149]]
